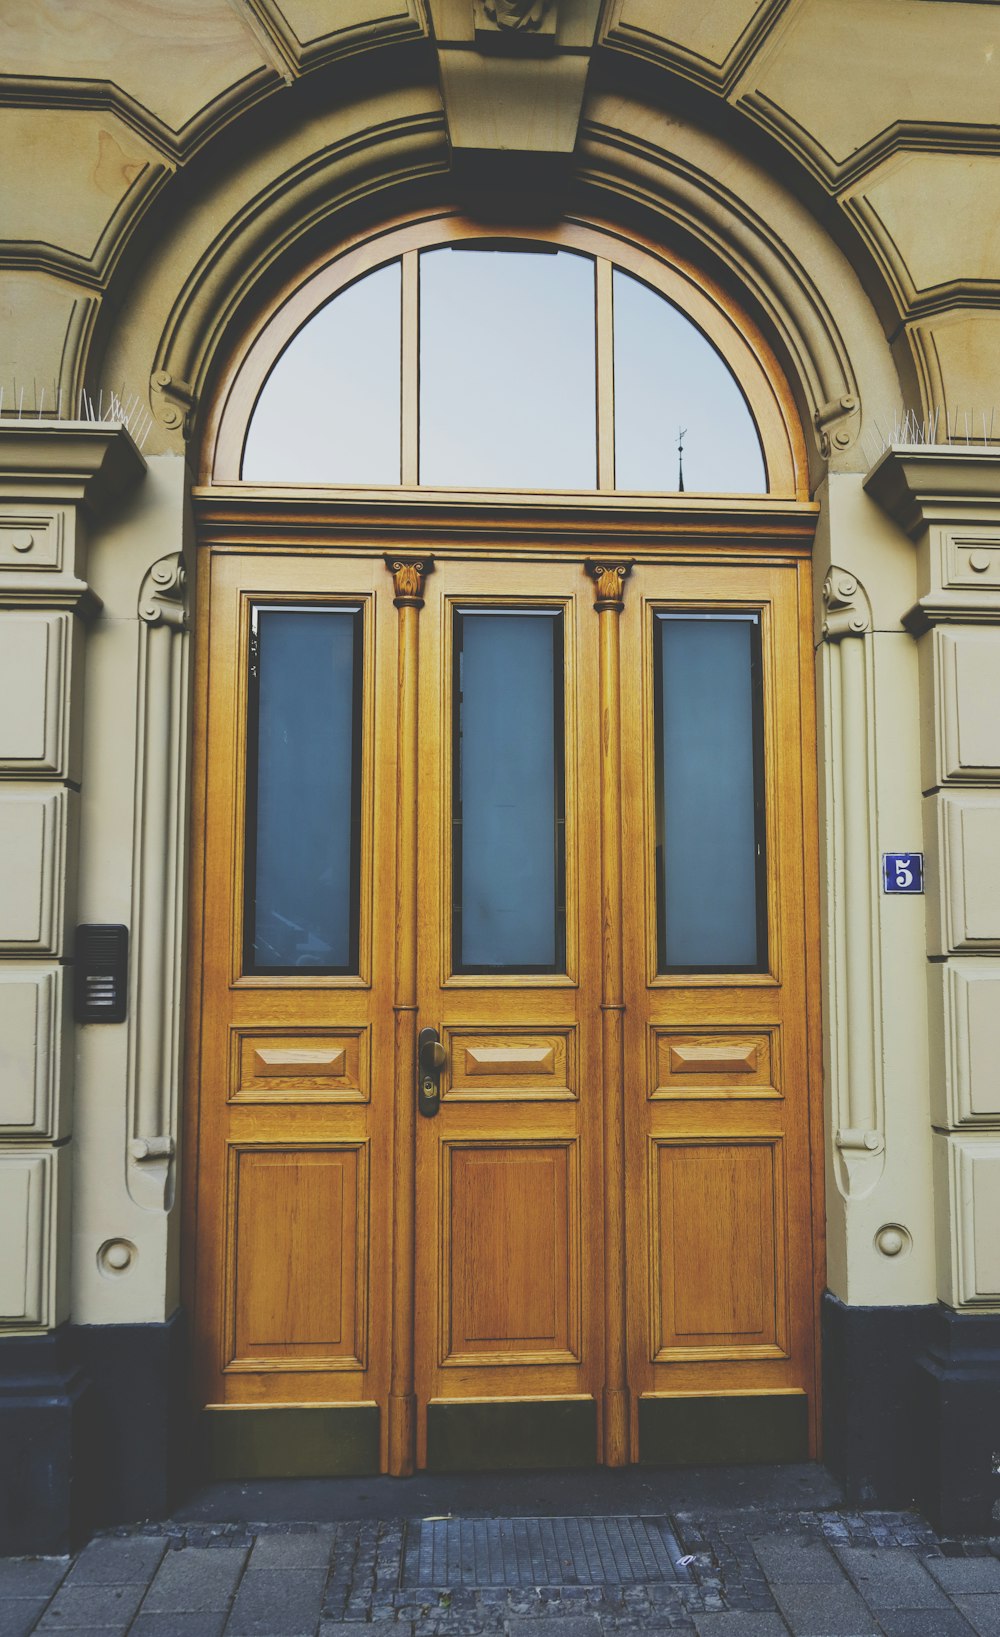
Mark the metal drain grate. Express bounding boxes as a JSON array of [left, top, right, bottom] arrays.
[[401, 1515, 690, 1587]]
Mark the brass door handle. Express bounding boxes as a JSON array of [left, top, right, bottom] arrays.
[[418, 1026, 446, 1117]]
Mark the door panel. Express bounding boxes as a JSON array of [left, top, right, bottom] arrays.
[[413, 560, 604, 1467], [622, 559, 819, 1455], [192, 552, 394, 1456], [189, 543, 820, 1473]]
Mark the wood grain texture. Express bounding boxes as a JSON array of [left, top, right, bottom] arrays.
[[228, 1144, 366, 1367], [186, 534, 822, 1471], [443, 1141, 579, 1362]]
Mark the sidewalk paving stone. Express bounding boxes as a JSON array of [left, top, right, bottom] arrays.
[[768, 1580, 880, 1635], [243, 1531, 335, 1571], [131, 1618, 228, 1637], [142, 1547, 249, 1614], [318, 1625, 411, 1636], [0, 1600, 52, 1637], [505, 1619, 604, 1637], [36, 1579, 147, 1629], [954, 1597, 1000, 1637], [691, 1617, 790, 1636], [875, 1610, 977, 1635], [66, 1537, 168, 1585], [832, 1545, 950, 1607], [224, 1565, 328, 1635], [929, 1558, 1000, 1594], [0, 1559, 69, 1598], [750, 1538, 843, 1585]]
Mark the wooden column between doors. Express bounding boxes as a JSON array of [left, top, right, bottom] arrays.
[[586, 559, 632, 1466], [384, 553, 433, 1475]]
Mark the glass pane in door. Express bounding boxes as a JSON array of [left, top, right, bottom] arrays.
[[453, 609, 566, 972], [245, 606, 363, 973], [654, 612, 766, 971]]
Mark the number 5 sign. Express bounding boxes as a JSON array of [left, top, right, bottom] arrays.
[[882, 852, 924, 894]]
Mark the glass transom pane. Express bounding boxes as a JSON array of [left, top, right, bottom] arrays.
[[613, 269, 766, 494], [245, 606, 363, 973], [242, 261, 402, 485], [419, 247, 597, 490], [655, 613, 766, 971], [453, 608, 566, 973]]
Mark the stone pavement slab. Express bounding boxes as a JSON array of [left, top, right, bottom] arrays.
[[751, 1536, 842, 1584], [0, 1601, 52, 1637], [141, 1547, 248, 1614], [67, 1538, 168, 1586], [130, 1619, 228, 1637], [692, 1616, 791, 1636], [929, 1558, 1000, 1594], [243, 1531, 334, 1571], [956, 1595, 1000, 1637], [0, 1559, 68, 1597], [769, 1579, 880, 1635], [224, 1566, 328, 1636], [36, 1578, 147, 1629], [832, 1544, 950, 1607], [875, 1610, 977, 1634]]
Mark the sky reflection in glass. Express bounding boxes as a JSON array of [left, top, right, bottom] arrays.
[[612, 269, 766, 493], [242, 261, 401, 484], [241, 248, 769, 493], [419, 247, 597, 490]]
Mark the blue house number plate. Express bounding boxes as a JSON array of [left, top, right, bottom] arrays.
[[882, 852, 924, 894]]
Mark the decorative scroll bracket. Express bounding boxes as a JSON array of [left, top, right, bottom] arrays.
[[823, 566, 871, 641], [820, 565, 885, 1198], [814, 394, 860, 459], [127, 551, 191, 1211], [150, 370, 198, 439], [585, 560, 633, 612], [384, 553, 434, 609]]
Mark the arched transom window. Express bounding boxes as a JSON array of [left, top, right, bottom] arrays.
[[209, 219, 804, 496]]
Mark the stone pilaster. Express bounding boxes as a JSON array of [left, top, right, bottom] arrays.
[[866, 445, 1000, 1530], [0, 422, 145, 1551]]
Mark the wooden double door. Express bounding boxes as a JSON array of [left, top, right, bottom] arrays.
[[187, 540, 821, 1476]]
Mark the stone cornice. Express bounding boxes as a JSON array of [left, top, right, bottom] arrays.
[[0, 423, 146, 516], [864, 446, 1000, 539]]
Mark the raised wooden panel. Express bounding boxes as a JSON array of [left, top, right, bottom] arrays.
[[230, 1028, 367, 1102], [442, 1142, 579, 1364], [227, 1145, 367, 1369], [443, 1028, 575, 1100], [650, 1028, 779, 1099], [650, 1138, 788, 1361]]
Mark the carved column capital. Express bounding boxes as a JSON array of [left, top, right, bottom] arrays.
[[585, 560, 632, 613], [384, 553, 434, 609], [138, 552, 187, 630], [822, 566, 871, 640]]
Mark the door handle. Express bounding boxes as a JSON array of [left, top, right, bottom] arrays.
[[418, 1025, 446, 1117]]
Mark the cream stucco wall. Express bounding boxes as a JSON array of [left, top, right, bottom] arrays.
[[2, 2, 1000, 1344]]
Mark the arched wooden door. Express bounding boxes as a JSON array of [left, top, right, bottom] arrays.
[[185, 519, 821, 1478]]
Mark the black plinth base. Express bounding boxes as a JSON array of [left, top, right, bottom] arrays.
[[916, 1307, 1000, 1535], [0, 1328, 95, 1555], [0, 1312, 187, 1555], [74, 1310, 189, 1528], [823, 1292, 1000, 1533]]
